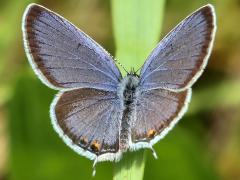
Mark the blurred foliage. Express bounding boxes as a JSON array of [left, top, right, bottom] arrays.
[[0, 0, 239, 180]]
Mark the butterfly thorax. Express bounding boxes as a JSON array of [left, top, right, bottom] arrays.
[[123, 75, 139, 104], [118, 74, 139, 151]]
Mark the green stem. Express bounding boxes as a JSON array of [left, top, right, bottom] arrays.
[[111, 0, 165, 179], [113, 151, 146, 180]]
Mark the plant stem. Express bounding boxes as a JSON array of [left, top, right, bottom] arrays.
[[111, 0, 165, 179], [113, 151, 146, 180]]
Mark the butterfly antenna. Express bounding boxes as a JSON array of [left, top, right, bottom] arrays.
[[114, 59, 128, 74], [135, 64, 143, 75]]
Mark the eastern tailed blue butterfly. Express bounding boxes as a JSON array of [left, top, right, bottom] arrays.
[[22, 3, 216, 174]]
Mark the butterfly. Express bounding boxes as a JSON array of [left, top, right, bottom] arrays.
[[22, 3, 216, 172]]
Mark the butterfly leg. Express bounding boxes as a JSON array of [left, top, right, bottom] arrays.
[[149, 146, 158, 159], [92, 156, 98, 176]]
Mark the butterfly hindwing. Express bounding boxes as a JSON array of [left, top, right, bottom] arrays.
[[130, 88, 191, 149], [51, 88, 123, 161]]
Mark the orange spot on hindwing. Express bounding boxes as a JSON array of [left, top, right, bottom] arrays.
[[80, 137, 87, 145], [90, 140, 101, 152], [147, 129, 156, 138]]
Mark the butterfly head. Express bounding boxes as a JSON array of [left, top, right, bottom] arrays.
[[127, 67, 139, 77]]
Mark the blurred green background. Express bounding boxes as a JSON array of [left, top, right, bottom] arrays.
[[0, 0, 240, 179]]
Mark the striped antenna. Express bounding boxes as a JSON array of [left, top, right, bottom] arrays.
[[113, 59, 129, 74]]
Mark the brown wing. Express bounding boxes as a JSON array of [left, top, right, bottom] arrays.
[[51, 88, 122, 161], [130, 88, 191, 149]]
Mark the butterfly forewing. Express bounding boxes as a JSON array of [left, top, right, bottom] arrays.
[[51, 88, 122, 160], [23, 4, 121, 91], [139, 5, 216, 91]]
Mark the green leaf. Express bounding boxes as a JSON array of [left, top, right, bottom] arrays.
[[111, 0, 165, 179], [111, 0, 165, 75]]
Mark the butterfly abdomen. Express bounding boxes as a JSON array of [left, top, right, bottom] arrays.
[[118, 74, 139, 150]]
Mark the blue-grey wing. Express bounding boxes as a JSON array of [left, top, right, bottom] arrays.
[[51, 88, 122, 161], [139, 5, 216, 91], [22, 4, 121, 91], [130, 88, 191, 149]]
